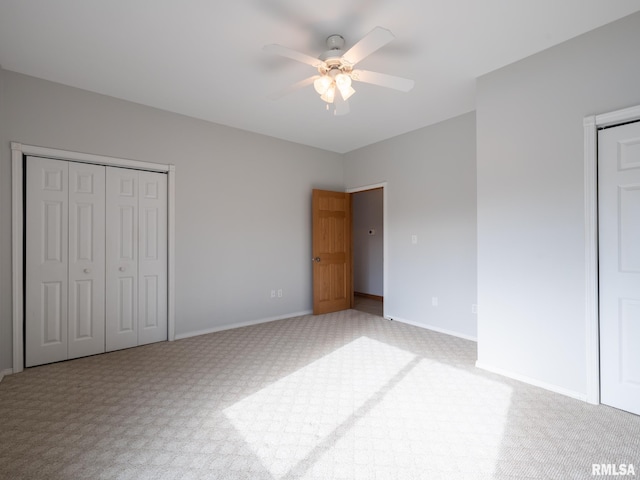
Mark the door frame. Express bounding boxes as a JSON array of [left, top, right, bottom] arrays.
[[346, 182, 387, 319], [11, 142, 176, 374], [583, 104, 640, 405]]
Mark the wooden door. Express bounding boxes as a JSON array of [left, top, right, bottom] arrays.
[[312, 189, 352, 314], [68, 162, 106, 359], [25, 157, 69, 367], [105, 167, 139, 351], [138, 171, 168, 345], [599, 120, 640, 415]]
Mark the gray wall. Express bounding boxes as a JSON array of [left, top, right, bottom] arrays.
[[352, 189, 383, 297], [345, 112, 478, 340], [0, 70, 344, 371], [476, 11, 640, 397]]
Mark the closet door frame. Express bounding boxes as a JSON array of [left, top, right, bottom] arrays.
[[11, 142, 176, 374]]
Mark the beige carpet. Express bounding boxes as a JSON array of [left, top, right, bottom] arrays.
[[0, 310, 638, 479]]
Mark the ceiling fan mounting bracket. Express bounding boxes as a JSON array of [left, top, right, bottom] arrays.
[[326, 34, 345, 50], [318, 33, 352, 65]]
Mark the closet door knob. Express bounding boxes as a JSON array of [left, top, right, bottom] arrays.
[[83, 268, 91, 274], [119, 266, 126, 272]]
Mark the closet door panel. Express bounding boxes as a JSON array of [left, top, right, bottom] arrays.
[[26, 157, 69, 367], [138, 171, 168, 345], [68, 162, 106, 359], [106, 167, 139, 351]]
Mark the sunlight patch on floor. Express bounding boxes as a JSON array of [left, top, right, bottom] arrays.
[[224, 336, 513, 479], [224, 336, 415, 477]]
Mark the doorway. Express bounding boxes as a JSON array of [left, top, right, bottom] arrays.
[[347, 183, 387, 318], [351, 188, 384, 316]]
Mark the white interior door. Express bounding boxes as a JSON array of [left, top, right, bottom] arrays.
[[599, 120, 640, 415], [68, 162, 106, 359], [138, 171, 168, 345], [25, 157, 69, 367], [106, 167, 139, 351]]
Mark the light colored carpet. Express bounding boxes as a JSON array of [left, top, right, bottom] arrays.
[[0, 310, 638, 479]]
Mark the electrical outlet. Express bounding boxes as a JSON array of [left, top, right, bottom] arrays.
[[270, 290, 276, 298], [277, 289, 283, 298], [432, 297, 438, 306], [472, 304, 478, 314], [411, 235, 418, 245]]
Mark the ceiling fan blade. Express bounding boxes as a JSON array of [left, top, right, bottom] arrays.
[[342, 26, 395, 66], [268, 75, 319, 100], [334, 91, 350, 116], [351, 69, 415, 92], [263, 44, 324, 68]]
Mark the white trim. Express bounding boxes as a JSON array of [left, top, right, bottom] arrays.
[[11, 142, 176, 373], [583, 104, 640, 406], [346, 182, 387, 192], [167, 165, 176, 341], [386, 315, 478, 342], [595, 104, 640, 128], [346, 182, 388, 318], [476, 361, 587, 402], [10, 142, 169, 172], [11, 147, 24, 375], [174, 311, 313, 340], [0, 369, 13, 383]]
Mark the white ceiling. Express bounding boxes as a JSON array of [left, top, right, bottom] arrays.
[[1, 1, 639, 153]]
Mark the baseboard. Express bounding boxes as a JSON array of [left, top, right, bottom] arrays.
[[174, 310, 313, 340], [384, 315, 477, 342], [475, 361, 587, 402], [0, 368, 13, 383], [354, 292, 383, 301]]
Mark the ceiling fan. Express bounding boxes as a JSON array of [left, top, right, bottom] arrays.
[[263, 26, 415, 116]]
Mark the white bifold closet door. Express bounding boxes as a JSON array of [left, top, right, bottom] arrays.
[[26, 158, 106, 366], [105, 167, 167, 351], [25, 157, 167, 368], [137, 170, 168, 346], [69, 162, 106, 359], [599, 121, 640, 416], [26, 157, 71, 367]]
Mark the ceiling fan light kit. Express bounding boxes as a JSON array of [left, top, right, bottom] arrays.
[[264, 26, 415, 116], [314, 68, 355, 106]]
